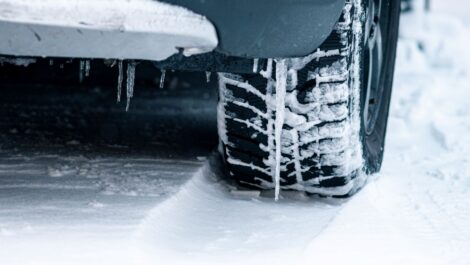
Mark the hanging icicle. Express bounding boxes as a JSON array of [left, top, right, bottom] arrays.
[[117, 60, 124, 103], [206, 71, 212, 83], [79, 60, 85, 83], [273, 59, 288, 201], [160, 69, 166, 89], [253, 58, 259, 73], [85, 60, 91, 77], [126, 61, 136, 111]]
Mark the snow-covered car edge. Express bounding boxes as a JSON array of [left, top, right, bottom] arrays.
[[0, 0, 218, 61]]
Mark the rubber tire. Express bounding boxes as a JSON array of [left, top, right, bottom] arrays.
[[361, 0, 401, 174], [217, 0, 399, 197]]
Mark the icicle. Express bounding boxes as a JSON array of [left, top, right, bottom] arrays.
[[160, 69, 166, 89], [126, 61, 136, 111], [104, 59, 116, 67], [253, 58, 259, 73], [85, 60, 91, 77], [79, 60, 85, 83], [260, 58, 273, 78], [206, 71, 211, 83], [273, 59, 288, 201], [49, 59, 54, 66], [117, 60, 123, 103], [159, 70, 166, 89]]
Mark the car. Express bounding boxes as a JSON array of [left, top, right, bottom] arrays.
[[0, 0, 401, 199]]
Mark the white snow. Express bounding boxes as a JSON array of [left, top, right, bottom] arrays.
[[1, 4, 470, 265], [0, 0, 218, 61]]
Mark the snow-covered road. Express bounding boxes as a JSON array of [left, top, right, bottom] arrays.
[[1, 5, 470, 265], [0, 78, 218, 264]]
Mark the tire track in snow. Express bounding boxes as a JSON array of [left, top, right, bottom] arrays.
[[134, 154, 345, 265]]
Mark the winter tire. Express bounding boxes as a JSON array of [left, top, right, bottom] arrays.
[[217, 0, 400, 198]]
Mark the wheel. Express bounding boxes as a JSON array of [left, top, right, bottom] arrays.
[[217, 0, 400, 198], [361, 0, 400, 174]]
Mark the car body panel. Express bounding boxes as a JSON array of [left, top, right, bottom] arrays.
[[0, 0, 218, 61], [160, 0, 346, 58]]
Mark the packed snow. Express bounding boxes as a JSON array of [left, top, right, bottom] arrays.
[[1, 3, 470, 265]]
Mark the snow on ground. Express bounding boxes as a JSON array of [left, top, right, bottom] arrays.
[[0, 79, 218, 265], [1, 5, 470, 265]]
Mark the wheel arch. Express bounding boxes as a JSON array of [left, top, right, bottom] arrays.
[[160, 0, 346, 59]]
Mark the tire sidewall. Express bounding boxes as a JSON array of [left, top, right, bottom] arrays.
[[360, 0, 401, 173]]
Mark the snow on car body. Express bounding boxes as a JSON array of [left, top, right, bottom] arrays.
[[0, 0, 218, 60]]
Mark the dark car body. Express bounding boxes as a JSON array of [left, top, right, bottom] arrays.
[[160, 0, 346, 58], [156, 0, 347, 73]]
